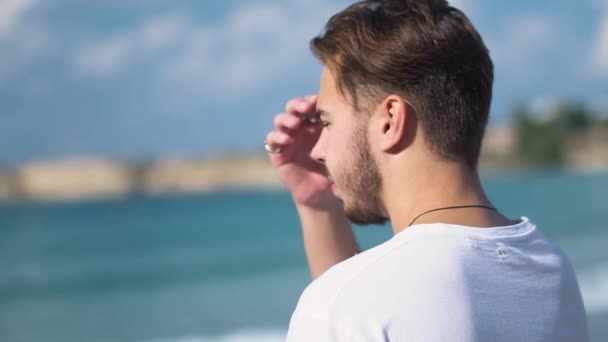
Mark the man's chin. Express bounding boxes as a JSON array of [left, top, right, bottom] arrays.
[[344, 205, 388, 226], [346, 214, 388, 226]]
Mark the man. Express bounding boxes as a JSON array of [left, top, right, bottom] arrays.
[[264, 0, 588, 341]]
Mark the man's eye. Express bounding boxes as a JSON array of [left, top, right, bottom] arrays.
[[321, 121, 330, 127]]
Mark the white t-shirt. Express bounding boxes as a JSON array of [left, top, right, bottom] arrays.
[[286, 217, 588, 341]]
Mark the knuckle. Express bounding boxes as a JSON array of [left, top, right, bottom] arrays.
[[285, 97, 302, 112], [285, 112, 299, 123]]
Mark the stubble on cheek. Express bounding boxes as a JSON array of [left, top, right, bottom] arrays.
[[339, 128, 387, 226]]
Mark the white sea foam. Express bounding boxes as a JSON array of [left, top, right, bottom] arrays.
[[146, 329, 287, 342], [579, 262, 608, 314]]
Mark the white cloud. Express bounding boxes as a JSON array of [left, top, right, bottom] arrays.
[[529, 96, 562, 121], [590, 12, 608, 76], [74, 13, 188, 77], [162, 0, 339, 92], [488, 14, 555, 66], [0, 0, 50, 85], [19, 25, 50, 55], [0, 0, 37, 38], [76, 1, 480, 91], [75, 36, 131, 76], [162, 28, 213, 81], [140, 13, 187, 51], [588, 0, 608, 7]]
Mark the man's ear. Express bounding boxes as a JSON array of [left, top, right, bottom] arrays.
[[375, 95, 411, 153]]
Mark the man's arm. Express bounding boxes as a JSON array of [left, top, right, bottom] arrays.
[[296, 201, 360, 279], [265, 95, 359, 280]]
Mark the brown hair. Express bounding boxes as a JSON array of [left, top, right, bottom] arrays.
[[310, 0, 494, 168]]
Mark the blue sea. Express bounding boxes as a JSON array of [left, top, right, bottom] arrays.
[[0, 170, 607, 342]]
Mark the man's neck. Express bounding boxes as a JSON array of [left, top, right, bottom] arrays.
[[383, 160, 513, 235]]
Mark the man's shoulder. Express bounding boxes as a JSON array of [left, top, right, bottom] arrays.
[[292, 240, 391, 315], [293, 231, 467, 315], [289, 220, 589, 341]]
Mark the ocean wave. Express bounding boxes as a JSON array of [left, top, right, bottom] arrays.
[[145, 329, 287, 342], [579, 262, 608, 314]]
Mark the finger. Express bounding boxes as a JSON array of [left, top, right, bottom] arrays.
[[266, 130, 293, 148], [285, 96, 317, 114], [274, 112, 302, 131], [285, 97, 304, 113], [305, 94, 318, 102]]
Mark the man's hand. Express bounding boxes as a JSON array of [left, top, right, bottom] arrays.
[[265, 95, 360, 280], [265, 95, 334, 208]]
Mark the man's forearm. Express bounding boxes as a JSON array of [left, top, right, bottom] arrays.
[[295, 200, 360, 280]]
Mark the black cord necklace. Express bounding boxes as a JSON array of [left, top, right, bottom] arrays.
[[408, 205, 497, 227]]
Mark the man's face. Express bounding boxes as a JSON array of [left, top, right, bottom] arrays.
[[312, 67, 388, 225]]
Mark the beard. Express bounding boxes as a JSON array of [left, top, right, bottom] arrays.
[[334, 122, 388, 226]]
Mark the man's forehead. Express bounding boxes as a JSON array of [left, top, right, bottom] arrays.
[[321, 66, 343, 97], [316, 67, 339, 116]]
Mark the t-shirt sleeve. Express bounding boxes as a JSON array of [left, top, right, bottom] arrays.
[[286, 311, 365, 342]]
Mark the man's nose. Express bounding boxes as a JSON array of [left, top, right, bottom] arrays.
[[309, 132, 326, 164]]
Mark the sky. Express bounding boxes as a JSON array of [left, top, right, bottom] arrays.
[[0, 0, 607, 166]]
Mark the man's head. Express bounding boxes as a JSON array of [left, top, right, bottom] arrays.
[[309, 0, 493, 225]]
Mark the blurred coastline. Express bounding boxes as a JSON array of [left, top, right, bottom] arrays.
[[1, 103, 607, 204], [0, 155, 282, 203]]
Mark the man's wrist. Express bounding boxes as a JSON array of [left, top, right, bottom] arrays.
[[293, 194, 344, 214]]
